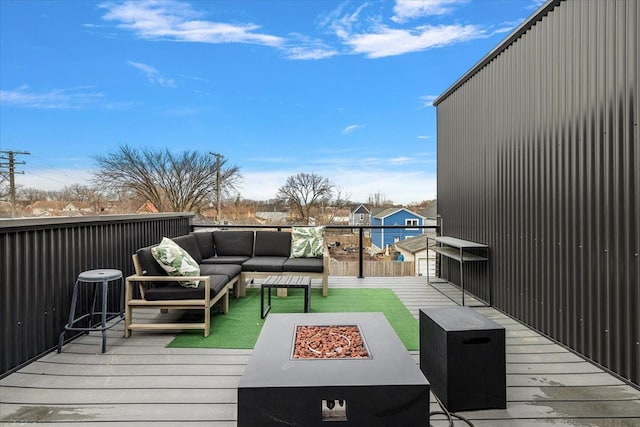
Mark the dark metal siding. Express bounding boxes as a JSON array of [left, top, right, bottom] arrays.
[[435, 0, 639, 386], [0, 214, 193, 376]]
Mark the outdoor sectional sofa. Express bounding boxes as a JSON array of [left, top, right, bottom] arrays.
[[125, 230, 329, 337]]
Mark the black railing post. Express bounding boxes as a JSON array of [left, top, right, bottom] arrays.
[[358, 227, 364, 279]]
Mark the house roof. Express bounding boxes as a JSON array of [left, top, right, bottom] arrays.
[[373, 207, 426, 220], [351, 204, 370, 214], [255, 212, 288, 222], [395, 233, 430, 253], [136, 201, 159, 213], [28, 201, 66, 210]]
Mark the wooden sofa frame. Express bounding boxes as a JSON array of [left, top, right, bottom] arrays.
[[124, 254, 238, 337]]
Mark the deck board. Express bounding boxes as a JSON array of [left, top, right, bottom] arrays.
[[1, 276, 639, 426]]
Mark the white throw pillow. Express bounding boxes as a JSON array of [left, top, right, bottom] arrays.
[[290, 226, 325, 258], [151, 237, 200, 288]]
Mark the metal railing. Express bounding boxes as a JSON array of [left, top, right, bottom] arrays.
[[1, 216, 437, 377], [1, 214, 194, 377], [192, 224, 439, 279]]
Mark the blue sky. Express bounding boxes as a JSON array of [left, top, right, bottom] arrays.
[[0, 0, 544, 204]]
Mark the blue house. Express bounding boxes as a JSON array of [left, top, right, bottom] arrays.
[[370, 207, 426, 249]]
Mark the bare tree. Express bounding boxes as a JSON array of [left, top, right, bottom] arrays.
[[325, 186, 352, 223], [57, 184, 104, 203], [93, 146, 241, 212], [0, 179, 9, 201], [277, 172, 334, 222], [16, 187, 49, 204]]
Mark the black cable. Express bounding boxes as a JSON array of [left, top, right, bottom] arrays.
[[429, 393, 475, 427]]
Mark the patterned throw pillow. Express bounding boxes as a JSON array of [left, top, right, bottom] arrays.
[[290, 226, 325, 258], [151, 237, 201, 288]]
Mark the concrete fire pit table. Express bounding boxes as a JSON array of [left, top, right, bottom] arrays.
[[237, 312, 430, 426]]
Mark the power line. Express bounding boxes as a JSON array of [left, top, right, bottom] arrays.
[[0, 150, 31, 217]]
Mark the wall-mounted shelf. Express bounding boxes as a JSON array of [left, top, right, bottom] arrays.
[[427, 236, 490, 306]]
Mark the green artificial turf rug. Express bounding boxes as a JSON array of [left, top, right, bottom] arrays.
[[167, 287, 418, 350]]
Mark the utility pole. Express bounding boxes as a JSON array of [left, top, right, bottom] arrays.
[[209, 152, 223, 223], [0, 150, 31, 218]]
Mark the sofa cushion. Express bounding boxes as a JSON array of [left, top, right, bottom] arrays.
[[190, 231, 214, 259], [144, 274, 229, 301], [283, 257, 324, 273], [151, 237, 200, 288], [254, 231, 291, 257], [136, 246, 168, 277], [172, 234, 203, 264], [213, 231, 254, 257], [199, 263, 242, 280], [290, 226, 325, 258], [201, 255, 251, 264], [242, 256, 287, 272]]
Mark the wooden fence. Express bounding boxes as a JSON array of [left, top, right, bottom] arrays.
[[329, 260, 416, 277]]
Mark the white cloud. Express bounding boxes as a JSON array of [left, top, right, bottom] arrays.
[[389, 156, 412, 164], [241, 168, 436, 204], [342, 124, 362, 134], [18, 168, 94, 190], [284, 33, 338, 60], [101, 0, 284, 47], [417, 135, 431, 140], [491, 19, 524, 35], [343, 24, 483, 58], [285, 46, 338, 60], [324, 1, 487, 58], [527, 0, 547, 10], [420, 94, 438, 108], [127, 61, 176, 87], [237, 169, 290, 200], [15, 162, 437, 205], [330, 168, 437, 204], [324, 2, 370, 38], [0, 85, 104, 109], [392, 0, 468, 23]]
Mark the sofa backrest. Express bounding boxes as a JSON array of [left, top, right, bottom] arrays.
[[172, 234, 203, 263], [213, 231, 254, 257], [254, 231, 291, 257], [191, 231, 215, 259], [135, 245, 167, 277]]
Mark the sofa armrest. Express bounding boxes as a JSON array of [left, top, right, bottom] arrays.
[[322, 245, 330, 269]]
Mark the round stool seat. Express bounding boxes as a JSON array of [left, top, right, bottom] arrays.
[[58, 268, 124, 354], [78, 269, 123, 282]]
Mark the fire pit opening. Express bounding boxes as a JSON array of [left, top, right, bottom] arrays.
[[292, 324, 371, 359]]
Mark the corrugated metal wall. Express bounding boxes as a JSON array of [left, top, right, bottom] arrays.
[[0, 214, 193, 376], [434, 0, 639, 386]]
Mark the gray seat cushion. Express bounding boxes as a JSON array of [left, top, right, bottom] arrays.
[[283, 257, 324, 273], [242, 256, 287, 272], [213, 231, 254, 257], [171, 234, 203, 263], [201, 255, 251, 265], [254, 231, 291, 257], [190, 231, 215, 259], [200, 263, 242, 280], [144, 274, 229, 301]]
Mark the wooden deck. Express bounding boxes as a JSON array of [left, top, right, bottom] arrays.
[[2, 277, 639, 426]]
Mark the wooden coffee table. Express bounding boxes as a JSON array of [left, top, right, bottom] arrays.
[[260, 276, 311, 319]]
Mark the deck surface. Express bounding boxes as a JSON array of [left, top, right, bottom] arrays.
[[1, 276, 639, 426]]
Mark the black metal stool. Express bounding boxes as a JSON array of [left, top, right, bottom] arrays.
[[58, 269, 124, 353]]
